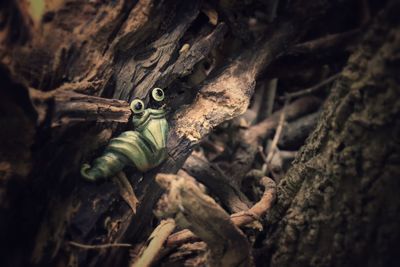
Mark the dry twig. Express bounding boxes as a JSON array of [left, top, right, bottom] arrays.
[[285, 29, 360, 56], [68, 241, 132, 250], [279, 73, 340, 100], [130, 219, 176, 267], [265, 101, 287, 165], [113, 172, 139, 214]]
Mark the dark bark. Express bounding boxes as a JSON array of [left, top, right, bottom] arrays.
[[263, 2, 400, 266]]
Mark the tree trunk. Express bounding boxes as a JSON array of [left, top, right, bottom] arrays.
[[262, 4, 400, 267]]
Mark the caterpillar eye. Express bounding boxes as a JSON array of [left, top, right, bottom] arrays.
[[130, 99, 145, 114], [151, 88, 165, 102]]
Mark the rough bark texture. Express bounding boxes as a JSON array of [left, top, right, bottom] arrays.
[[263, 3, 400, 266]]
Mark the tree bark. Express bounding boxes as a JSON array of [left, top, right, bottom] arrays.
[[262, 3, 400, 266]]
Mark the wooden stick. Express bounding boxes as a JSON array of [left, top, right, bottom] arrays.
[[266, 101, 287, 165], [130, 219, 176, 267], [285, 29, 360, 56], [68, 241, 132, 250], [280, 73, 340, 100]]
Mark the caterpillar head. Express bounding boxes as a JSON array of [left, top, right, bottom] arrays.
[[130, 88, 165, 117], [129, 88, 169, 151]]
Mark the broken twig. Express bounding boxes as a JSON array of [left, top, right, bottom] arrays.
[[131, 219, 176, 267], [68, 241, 132, 250]]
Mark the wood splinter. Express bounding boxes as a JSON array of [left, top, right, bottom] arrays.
[[113, 172, 139, 214]]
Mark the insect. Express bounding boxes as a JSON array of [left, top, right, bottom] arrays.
[[81, 88, 169, 181]]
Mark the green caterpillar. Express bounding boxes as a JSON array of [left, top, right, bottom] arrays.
[[81, 88, 169, 181]]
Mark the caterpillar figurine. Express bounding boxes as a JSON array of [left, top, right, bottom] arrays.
[[81, 88, 169, 181]]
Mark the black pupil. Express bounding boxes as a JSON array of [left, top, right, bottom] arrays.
[[134, 102, 142, 110], [156, 89, 163, 97]]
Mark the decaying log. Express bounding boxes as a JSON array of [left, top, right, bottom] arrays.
[[155, 173, 253, 267]]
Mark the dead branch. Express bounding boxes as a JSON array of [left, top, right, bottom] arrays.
[[155, 173, 253, 267], [170, 0, 334, 144], [265, 102, 287, 165], [130, 219, 176, 267], [182, 153, 251, 213], [285, 29, 360, 56], [278, 111, 321, 149], [230, 177, 276, 226], [280, 73, 341, 100], [164, 242, 208, 267], [29, 89, 131, 127], [68, 241, 132, 250], [165, 176, 276, 248]]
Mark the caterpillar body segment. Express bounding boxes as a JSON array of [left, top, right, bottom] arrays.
[[81, 91, 169, 182]]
